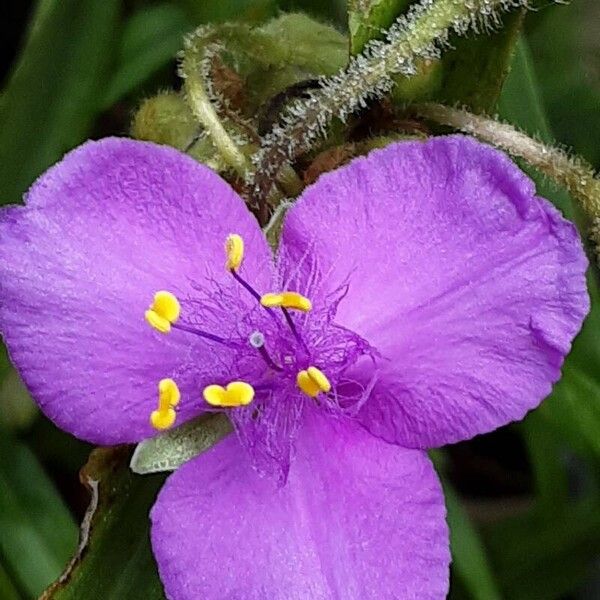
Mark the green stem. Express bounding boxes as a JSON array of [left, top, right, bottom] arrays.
[[181, 51, 251, 179], [251, 0, 529, 201]]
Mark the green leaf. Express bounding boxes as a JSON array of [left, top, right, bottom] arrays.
[[539, 313, 600, 460], [102, 5, 192, 109], [281, 0, 347, 26], [348, 1, 523, 111], [0, 0, 119, 205], [444, 484, 503, 600], [519, 411, 569, 519], [180, 0, 278, 24], [0, 367, 38, 431], [499, 39, 600, 460], [130, 414, 232, 475], [0, 432, 78, 598], [0, 561, 22, 600], [44, 448, 166, 600], [484, 498, 600, 599], [527, 3, 600, 167], [498, 38, 553, 152], [436, 10, 524, 112]]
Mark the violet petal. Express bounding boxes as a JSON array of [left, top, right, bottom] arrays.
[[151, 409, 449, 599], [0, 138, 272, 444], [279, 135, 589, 448]]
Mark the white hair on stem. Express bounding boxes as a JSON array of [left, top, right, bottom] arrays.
[[250, 0, 533, 201]]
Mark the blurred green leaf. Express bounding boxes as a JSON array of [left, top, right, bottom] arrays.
[[46, 448, 165, 600], [0, 0, 119, 205], [499, 39, 600, 461], [102, 4, 192, 109], [520, 412, 569, 519], [541, 324, 600, 460], [0, 432, 78, 598], [180, 0, 277, 24], [281, 0, 347, 25], [445, 485, 503, 600], [527, 2, 600, 167], [485, 498, 600, 599], [0, 367, 38, 431], [0, 561, 22, 600], [498, 38, 553, 153], [437, 11, 524, 112], [0, 344, 11, 382]]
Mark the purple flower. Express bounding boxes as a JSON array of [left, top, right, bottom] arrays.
[[0, 135, 589, 599]]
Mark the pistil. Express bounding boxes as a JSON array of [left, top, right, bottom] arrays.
[[249, 331, 282, 371]]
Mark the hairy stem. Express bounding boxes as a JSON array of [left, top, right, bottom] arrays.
[[180, 28, 304, 223], [180, 41, 251, 179], [250, 0, 529, 201], [414, 102, 600, 218]]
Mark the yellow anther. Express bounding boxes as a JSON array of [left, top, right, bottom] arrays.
[[225, 234, 244, 271], [159, 378, 180, 408], [307, 366, 331, 393], [297, 366, 331, 398], [145, 290, 180, 333], [150, 407, 176, 430], [150, 378, 180, 430], [260, 291, 312, 312], [203, 381, 255, 407]]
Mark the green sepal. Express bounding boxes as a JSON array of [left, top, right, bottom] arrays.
[[131, 91, 228, 171], [130, 413, 233, 475]]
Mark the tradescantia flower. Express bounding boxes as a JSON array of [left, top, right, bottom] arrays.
[[0, 135, 589, 599]]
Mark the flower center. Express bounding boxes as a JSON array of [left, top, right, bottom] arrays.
[[144, 233, 332, 431]]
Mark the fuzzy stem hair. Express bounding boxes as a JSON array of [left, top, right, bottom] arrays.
[[180, 33, 252, 179], [414, 102, 600, 219], [250, 0, 531, 201]]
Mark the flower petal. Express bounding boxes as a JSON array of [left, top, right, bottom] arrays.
[[0, 138, 272, 444], [151, 410, 449, 600], [279, 135, 589, 448]]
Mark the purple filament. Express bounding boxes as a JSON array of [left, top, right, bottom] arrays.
[[172, 322, 239, 348]]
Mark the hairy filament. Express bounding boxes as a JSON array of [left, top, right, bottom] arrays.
[[413, 102, 600, 219], [250, 0, 531, 201]]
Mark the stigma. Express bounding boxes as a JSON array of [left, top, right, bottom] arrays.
[[260, 292, 312, 312], [203, 381, 255, 407], [145, 291, 180, 333], [297, 366, 331, 398], [150, 378, 180, 430], [225, 233, 244, 271]]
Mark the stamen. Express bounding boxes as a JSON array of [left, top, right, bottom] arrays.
[[249, 331, 282, 371], [229, 268, 281, 325], [145, 291, 180, 333], [172, 322, 239, 348], [150, 378, 180, 430], [231, 270, 263, 303], [203, 381, 255, 407], [225, 234, 244, 271], [260, 292, 312, 312], [281, 308, 302, 343], [297, 366, 331, 398]]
